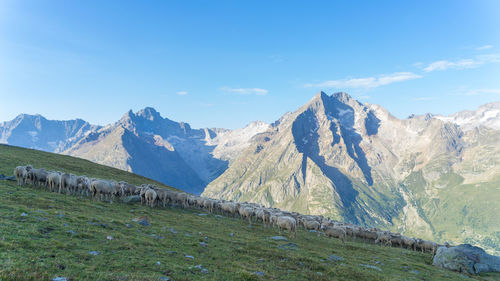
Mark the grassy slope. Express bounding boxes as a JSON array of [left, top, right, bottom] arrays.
[[0, 145, 498, 280]]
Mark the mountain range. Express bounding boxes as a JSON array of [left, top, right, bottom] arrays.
[[1, 92, 499, 254]]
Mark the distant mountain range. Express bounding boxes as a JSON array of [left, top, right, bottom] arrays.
[[0, 107, 269, 194], [1, 93, 499, 254]]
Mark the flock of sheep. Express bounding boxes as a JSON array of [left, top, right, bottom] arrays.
[[14, 165, 440, 255]]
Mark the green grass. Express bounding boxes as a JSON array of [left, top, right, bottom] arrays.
[[0, 144, 499, 280]]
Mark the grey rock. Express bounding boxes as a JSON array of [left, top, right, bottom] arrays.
[[20, 212, 28, 217], [168, 227, 177, 234], [138, 217, 151, 227], [215, 215, 223, 218], [88, 251, 99, 255], [328, 254, 344, 262], [52, 277, 68, 281], [125, 223, 132, 228], [156, 261, 161, 265], [229, 232, 234, 237], [159, 277, 171, 281], [277, 243, 298, 250], [167, 251, 176, 255], [316, 272, 323, 276], [410, 270, 420, 274], [199, 242, 208, 247], [123, 195, 141, 204], [433, 244, 500, 274], [106, 236, 113, 240], [254, 271, 264, 276], [185, 255, 194, 260], [360, 264, 382, 272], [198, 213, 208, 216], [270, 236, 288, 241], [66, 230, 77, 235]]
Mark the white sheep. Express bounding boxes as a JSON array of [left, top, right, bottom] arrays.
[[145, 188, 157, 208], [14, 166, 27, 186], [276, 216, 296, 238], [322, 225, 346, 245]]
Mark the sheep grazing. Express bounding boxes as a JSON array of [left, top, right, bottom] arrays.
[[46, 172, 61, 192], [220, 202, 239, 217], [145, 189, 157, 208], [276, 216, 296, 238], [14, 166, 27, 186], [375, 231, 392, 247], [119, 181, 137, 196], [239, 206, 255, 225], [91, 179, 116, 202], [255, 209, 271, 227], [32, 168, 48, 188], [12, 163, 447, 254], [416, 239, 438, 255], [401, 235, 417, 251], [59, 173, 77, 194], [155, 188, 169, 208], [303, 220, 321, 231], [322, 225, 346, 245]]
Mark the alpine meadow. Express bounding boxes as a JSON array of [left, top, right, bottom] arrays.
[[1, 1, 500, 280]]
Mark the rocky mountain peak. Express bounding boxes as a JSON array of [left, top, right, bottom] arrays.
[[136, 107, 162, 121]]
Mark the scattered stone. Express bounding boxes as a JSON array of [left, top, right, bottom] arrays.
[[123, 195, 141, 203], [151, 234, 164, 239], [52, 277, 68, 281], [167, 251, 176, 255], [199, 242, 208, 247], [433, 244, 500, 274], [106, 236, 113, 240], [20, 212, 28, 217], [56, 214, 65, 218], [270, 236, 288, 241], [136, 216, 151, 227], [309, 230, 317, 233], [125, 224, 132, 228], [248, 224, 252, 228], [66, 230, 77, 235], [63, 223, 69, 227], [167, 227, 177, 234], [194, 264, 208, 274], [215, 215, 223, 218], [298, 262, 304, 267], [184, 232, 192, 237], [253, 271, 264, 277], [316, 272, 323, 276], [185, 255, 194, 260], [198, 232, 202, 235], [257, 258, 265, 264], [198, 213, 208, 216], [229, 233, 234, 237], [360, 264, 382, 272], [410, 270, 420, 274], [156, 261, 161, 265], [277, 243, 298, 250], [159, 277, 171, 281], [88, 251, 99, 256], [328, 254, 344, 262]]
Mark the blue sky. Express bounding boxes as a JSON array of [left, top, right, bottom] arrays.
[[1, 0, 499, 129]]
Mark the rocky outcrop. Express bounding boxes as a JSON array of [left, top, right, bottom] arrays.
[[433, 244, 500, 274]]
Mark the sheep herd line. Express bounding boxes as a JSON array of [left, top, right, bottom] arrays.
[[13, 165, 440, 256]]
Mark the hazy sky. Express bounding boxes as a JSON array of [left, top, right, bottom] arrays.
[[1, 0, 499, 129]]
